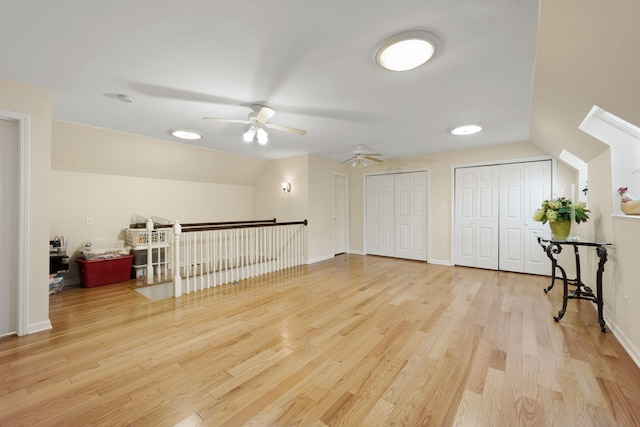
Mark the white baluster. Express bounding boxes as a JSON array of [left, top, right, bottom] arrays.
[[173, 221, 182, 297]]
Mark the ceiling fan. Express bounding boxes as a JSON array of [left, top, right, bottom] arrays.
[[340, 145, 384, 168], [202, 104, 307, 145]]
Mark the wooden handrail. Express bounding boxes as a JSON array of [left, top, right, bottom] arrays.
[[177, 219, 307, 233], [154, 218, 277, 229]]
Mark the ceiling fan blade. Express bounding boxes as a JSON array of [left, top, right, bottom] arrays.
[[364, 156, 384, 163], [365, 153, 383, 157], [202, 117, 250, 124], [340, 155, 358, 164], [256, 106, 276, 123], [265, 122, 307, 136]]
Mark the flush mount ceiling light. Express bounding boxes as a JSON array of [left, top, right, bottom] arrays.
[[170, 129, 203, 140], [375, 30, 439, 71], [449, 124, 484, 136]]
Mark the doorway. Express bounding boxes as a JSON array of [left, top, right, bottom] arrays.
[[0, 110, 29, 337], [0, 117, 19, 337], [334, 173, 348, 255]]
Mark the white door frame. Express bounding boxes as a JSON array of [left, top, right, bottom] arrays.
[[333, 172, 349, 255], [0, 109, 30, 336]]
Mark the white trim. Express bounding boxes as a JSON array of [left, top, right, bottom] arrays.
[[611, 214, 640, 222], [306, 254, 335, 264], [0, 109, 30, 336], [348, 250, 365, 255], [604, 313, 640, 369], [450, 155, 554, 170], [427, 259, 454, 266], [580, 104, 640, 142], [28, 320, 52, 334]]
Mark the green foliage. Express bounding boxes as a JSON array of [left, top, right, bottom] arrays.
[[533, 197, 590, 224]]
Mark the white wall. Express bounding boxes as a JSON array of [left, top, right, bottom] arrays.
[[0, 77, 52, 333]]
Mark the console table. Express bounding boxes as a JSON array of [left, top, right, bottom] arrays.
[[536, 234, 611, 333]]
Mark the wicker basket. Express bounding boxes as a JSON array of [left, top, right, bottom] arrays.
[[125, 229, 168, 247]]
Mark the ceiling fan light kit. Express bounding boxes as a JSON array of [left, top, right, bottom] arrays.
[[376, 30, 439, 71], [341, 144, 384, 168], [203, 104, 306, 145]]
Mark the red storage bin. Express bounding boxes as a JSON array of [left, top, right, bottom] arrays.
[[75, 255, 134, 288]]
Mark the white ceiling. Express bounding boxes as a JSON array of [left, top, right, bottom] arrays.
[[0, 0, 539, 161]]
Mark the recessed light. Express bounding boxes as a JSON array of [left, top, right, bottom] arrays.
[[170, 129, 202, 140], [376, 30, 439, 71], [449, 124, 484, 136]]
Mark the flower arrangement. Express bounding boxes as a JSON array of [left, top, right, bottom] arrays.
[[533, 197, 589, 224]]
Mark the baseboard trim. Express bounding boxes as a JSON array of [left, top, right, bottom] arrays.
[[28, 319, 52, 334], [428, 259, 454, 266], [348, 250, 365, 255], [604, 313, 640, 369], [306, 255, 335, 265]]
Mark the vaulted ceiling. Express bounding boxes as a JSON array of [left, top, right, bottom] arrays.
[[0, 1, 539, 161]]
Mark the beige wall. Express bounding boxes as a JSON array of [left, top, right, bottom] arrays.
[[252, 154, 352, 263], [52, 170, 254, 283], [530, 0, 640, 163], [348, 141, 555, 262], [530, 0, 640, 363], [308, 156, 351, 262], [52, 121, 263, 284], [586, 149, 640, 363], [0, 77, 52, 332], [53, 121, 268, 185]]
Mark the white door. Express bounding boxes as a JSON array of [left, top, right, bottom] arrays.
[[334, 174, 348, 255], [395, 172, 427, 261], [366, 174, 395, 257], [454, 166, 499, 269], [0, 118, 19, 337]]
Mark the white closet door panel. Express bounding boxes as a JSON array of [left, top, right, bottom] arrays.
[[454, 168, 477, 267], [476, 166, 499, 269], [499, 163, 525, 272], [524, 161, 552, 275], [454, 166, 498, 269]]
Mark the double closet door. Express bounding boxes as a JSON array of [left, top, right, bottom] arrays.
[[454, 160, 551, 275], [366, 171, 427, 261]]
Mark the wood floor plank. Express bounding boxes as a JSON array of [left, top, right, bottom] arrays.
[[1, 255, 640, 426]]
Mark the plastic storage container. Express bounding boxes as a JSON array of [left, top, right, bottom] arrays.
[[80, 239, 130, 260], [75, 255, 134, 287]]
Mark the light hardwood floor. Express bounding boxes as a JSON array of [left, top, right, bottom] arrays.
[[2, 255, 640, 426]]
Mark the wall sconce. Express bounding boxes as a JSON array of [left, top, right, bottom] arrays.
[[281, 182, 291, 193]]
